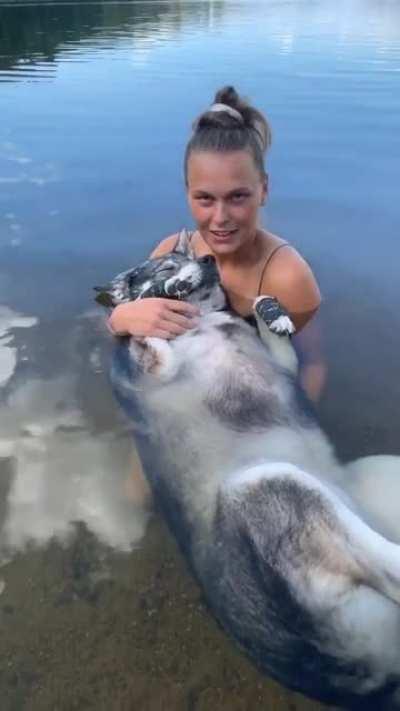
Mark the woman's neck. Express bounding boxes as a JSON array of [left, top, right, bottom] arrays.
[[194, 228, 264, 268]]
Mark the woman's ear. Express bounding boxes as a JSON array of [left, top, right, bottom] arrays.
[[261, 173, 269, 206]]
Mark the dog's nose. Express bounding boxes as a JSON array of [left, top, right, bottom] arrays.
[[199, 255, 215, 265]]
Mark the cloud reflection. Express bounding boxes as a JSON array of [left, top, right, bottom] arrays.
[[0, 306, 38, 387], [0, 315, 149, 559]]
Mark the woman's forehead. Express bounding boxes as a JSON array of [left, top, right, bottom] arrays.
[[187, 150, 261, 189]]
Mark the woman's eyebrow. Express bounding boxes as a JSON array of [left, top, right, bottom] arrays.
[[226, 187, 251, 195], [192, 187, 251, 197]]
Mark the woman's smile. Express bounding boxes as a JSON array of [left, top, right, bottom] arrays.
[[210, 228, 238, 239]]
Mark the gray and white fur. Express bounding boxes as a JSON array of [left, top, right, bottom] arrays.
[[100, 237, 400, 710]]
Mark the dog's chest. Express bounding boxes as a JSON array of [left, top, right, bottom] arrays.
[[144, 313, 290, 436], [139, 315, 245, 426], [171, 313, 239, 374]]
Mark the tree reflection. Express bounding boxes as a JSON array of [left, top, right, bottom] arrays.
[[0, 1, 226, 72]]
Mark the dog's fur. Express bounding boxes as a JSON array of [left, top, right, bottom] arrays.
[[99, 241, 400, 709]]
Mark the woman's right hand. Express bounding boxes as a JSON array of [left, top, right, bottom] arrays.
[[108, 298, 200, 339]]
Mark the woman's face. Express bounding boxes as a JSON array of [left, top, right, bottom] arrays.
[[186, 149, 267, 255]]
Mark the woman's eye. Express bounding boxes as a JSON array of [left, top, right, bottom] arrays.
[[231, 193, 248, 203]]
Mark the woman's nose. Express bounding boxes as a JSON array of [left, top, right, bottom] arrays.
[[212, 200, 229, 225]]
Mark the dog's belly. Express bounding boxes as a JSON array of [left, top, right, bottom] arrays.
[[142, 374, 342, 492], [113, 329, 350, 538]]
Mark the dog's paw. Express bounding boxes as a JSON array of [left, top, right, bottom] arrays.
[[253, 296, 295, 336], [130, 337, 179, 382]]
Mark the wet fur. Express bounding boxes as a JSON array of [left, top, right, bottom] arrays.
[[105, 246, 400, 710]]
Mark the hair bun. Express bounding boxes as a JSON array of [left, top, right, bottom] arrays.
[[184, 86, 272, 183], [215, 86, 240, 108], [213, 86, 271, 152]]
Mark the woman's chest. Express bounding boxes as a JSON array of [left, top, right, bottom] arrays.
[[218, 265, 261, 317]]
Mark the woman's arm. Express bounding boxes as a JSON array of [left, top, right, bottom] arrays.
[[293, 314, 326, 403], [108, 234, 199, 337], [260, 246, 326, 402], [261, 246, 321, 332], [150, 233, 180, 258]]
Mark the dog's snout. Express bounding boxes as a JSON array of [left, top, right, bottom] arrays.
[[178, 280, 190, 289], [199, 255, 216, 266]]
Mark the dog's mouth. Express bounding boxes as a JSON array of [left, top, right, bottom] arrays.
[[165, 279, 193, 298]]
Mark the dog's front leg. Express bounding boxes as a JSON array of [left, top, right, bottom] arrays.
[[253, 296, 298, 375], [129, 337, 179, 382]]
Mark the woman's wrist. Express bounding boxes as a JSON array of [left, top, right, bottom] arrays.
[[107, 307, 129, 336]]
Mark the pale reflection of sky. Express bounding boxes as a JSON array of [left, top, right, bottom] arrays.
[[0, 306, 38, 387], [0, 312, 149, 557], [224, 0, 400, 49]]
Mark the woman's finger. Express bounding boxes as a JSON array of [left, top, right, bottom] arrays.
[[159, 319, 188, 337], [152, 329, 175, 340], [164, 299, 200, 317], [164, 310, 198, 330]]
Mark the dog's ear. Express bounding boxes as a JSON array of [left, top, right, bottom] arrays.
[[172, 229, 189, 255], [94, 286, 114, 308]]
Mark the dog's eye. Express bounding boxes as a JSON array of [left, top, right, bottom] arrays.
[[156, 265, 175, 275]]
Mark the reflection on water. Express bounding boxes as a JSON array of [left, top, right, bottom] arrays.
[[0, 306, 38, 387], [0, 1, 399, 709], [0, 1, 226, 78], [0, 310, 148, 555]]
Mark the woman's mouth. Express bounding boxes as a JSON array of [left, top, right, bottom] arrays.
[[210, 229, 238, 240]]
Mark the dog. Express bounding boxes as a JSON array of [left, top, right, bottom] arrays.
[[96, 236, 400, 710]]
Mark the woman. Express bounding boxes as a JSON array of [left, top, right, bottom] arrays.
[[109, 86, 324, 400], [109, 86, 325, 504]]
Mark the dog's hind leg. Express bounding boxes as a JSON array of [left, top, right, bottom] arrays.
[[253, 296, 298, 374], [226, 463, 400, 609], [264, 464, 400, 607], [321, 498, 400, 607]]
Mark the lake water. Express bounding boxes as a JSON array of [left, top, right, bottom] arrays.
[[0, 1, 399, 708]]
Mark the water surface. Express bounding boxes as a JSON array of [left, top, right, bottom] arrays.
[[0, 1, 399, 708]]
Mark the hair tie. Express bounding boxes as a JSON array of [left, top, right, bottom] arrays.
[[208, 103, 244, 123], [252, 120, 266, 150]]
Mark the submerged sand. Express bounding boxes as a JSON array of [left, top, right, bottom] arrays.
[[0, 517, 330, 711]]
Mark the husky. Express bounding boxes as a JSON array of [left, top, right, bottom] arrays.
[[96, 235, 400, 710]]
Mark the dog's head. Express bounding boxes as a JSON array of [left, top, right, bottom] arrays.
[[95, 248, 227, 313]]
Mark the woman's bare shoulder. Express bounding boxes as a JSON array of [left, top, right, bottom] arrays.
[[261, 237, 321, 331], [150, 233, 180, 258], [259, 229, 287, 248]]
